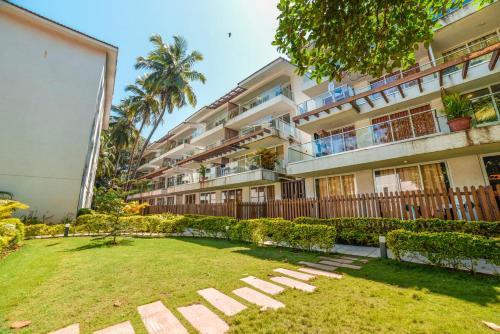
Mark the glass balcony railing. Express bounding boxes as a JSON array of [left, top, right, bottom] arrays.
[[289, 109, 449, 162], [228, 85, 294, 119], [164, 155, 285, 188], [298, 33, 499, 116]]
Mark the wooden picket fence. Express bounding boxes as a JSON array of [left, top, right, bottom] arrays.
[[144, 185, 500, 221]]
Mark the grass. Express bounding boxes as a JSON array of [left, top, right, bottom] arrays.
[[0, 237, 499, 334]]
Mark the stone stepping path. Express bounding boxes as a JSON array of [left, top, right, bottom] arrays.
[[270, 276, 316, 293], [232, 287, 285, 310], [240, 276, 284, 295], [339, 256, 369, 263], [273, 268, 315, 281], [93, 321, 135, 334], [177, 304, 229, 334], [319, 260, 362, 270], [48, 323, 80, 334], [298, 267, 343, 279], [137, 301, 188, 334], [298, 261, 337, 272], [319, 256, 353, 264], [198, 288, 247, 316]]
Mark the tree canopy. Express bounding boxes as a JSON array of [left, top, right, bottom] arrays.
[[273, 0, 493, 82]]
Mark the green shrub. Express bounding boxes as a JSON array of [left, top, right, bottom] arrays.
[[76, 208, 93, 217], [182, 215, 237, 238], [387, 229, 500, 272], [0, 218, 24, 252], [75, 214, 113, 233], [234, 218, 336, 251], [293, 217, 500, 246]]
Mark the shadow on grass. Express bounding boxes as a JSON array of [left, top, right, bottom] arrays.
[[68, 238, 134, 251], [346, 259, 500, 306], [171, 237, 500, 306], [45, 242, 60, 247]]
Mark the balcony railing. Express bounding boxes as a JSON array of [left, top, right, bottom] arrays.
[[228, 85, 294, 119], [289, 109, 449, 162], [165, 155, 285, 187], [296, 33, 500, 117]]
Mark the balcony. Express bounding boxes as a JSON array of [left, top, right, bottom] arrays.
[[163, 155, 285, 194], [287, 106, 500, 177], [226, 85, 296, 130], [190, 123, 225, 147], [294, 36, 500, 131]]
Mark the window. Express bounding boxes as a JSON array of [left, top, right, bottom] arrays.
[[166, 196, 175, 205], [315, 174, 355, 198], [221, 189, 242, 203], [374, 162, 449, 193], [250, 186, 275, 203], [200, 192, 216, 204], [185, 194, 196, 204], [156, 198, 164, 206]]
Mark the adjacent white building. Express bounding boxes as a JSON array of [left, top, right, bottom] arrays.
[[0, 1, 118, 220]]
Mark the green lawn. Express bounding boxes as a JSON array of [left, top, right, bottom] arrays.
[[0, 237, 499, 334]]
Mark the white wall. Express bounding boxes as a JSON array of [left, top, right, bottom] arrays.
[[0, 10, 108, 221]]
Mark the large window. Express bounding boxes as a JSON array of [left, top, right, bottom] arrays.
[[221, 189, 242, 203], [315, 174, 355, 198], [250, 186, 275, 203], [166, 196, 175, 205], [184, 194, 196, 204], [463, 84, 500, 125], [200, 192, 216, 204], [374, 162, 450, 193]]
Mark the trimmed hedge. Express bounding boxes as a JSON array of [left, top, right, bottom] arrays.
[[293, 217, 500, 246], [229, 218, 336, 251], [0, 218, 24, 252], [387, 229, 500, 271]]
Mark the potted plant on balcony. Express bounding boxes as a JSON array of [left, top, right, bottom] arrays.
[[199, 164, 208, 184], [253, 148, 278, 170], [442, 90, 472, 132]]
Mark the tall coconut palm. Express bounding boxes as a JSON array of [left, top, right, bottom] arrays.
[[109, 100, 137, 177], [96, 130, 116, 180], [124, 78, 160, 183], [129, 34, 206, 180]]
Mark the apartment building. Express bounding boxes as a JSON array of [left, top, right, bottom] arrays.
[[131, 1, 500, 205], [0, 1, 117, 219], [129, 58, 312, 205]]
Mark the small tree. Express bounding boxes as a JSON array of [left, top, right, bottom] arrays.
[[93, 187, 129, 244]]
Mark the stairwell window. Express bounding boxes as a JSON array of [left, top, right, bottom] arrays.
[[315, 174, 355, 198]]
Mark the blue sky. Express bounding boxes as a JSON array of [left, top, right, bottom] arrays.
[[11, 0, 283, 141]]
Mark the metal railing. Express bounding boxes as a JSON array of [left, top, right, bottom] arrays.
[[298, 33, 500, 115], [289, 109, 448, 162], [229, 85, 294, 119]]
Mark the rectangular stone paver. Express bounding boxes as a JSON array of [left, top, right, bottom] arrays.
[[240, 276, 284, 295], [270, 276, 316, 292], [340, 256, 369, 263], [48, 324, 80, 334], [137, 301, 188, 334], [319, 256, 353, 264], [232, 287, 285, 310], [177, 304, 229, 334], [298, 261, 337, 272], [93, 321, 135, 334], [273, 268, 315, 281], [198, 288, 247, 316], [319, 260, 362, 270], [298, 267, 343, 279]]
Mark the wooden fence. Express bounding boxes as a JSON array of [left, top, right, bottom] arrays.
[[144, 185, 500, 221]]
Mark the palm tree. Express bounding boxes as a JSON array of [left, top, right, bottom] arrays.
[[123, 78, 160, 183], [96, 130, 116, 180], [129, 34, 206, 180], [109, 100, 137, 177]]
